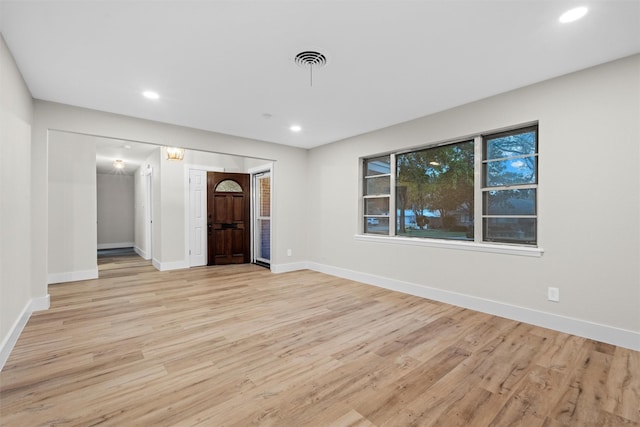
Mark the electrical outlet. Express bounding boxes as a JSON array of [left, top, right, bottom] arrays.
[[287, 249, 292, 257], [547, 287, 560, 302]]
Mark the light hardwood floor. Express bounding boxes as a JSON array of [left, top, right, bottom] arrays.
[[1, 254, 638, 426]]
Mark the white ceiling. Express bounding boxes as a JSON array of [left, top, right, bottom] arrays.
[[1, 1, 639, 149], [94, 136, 159, 175]]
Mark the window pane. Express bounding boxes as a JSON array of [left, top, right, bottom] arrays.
[[259, 176, 271, 217], [396, 208, 473, 240], [365, 156, 391, 176], [365, 176, 390, 195], [485, 156, 536, 187], [483, 218, 536, 244], [364, 197, 389, 215], [365, 217, 389, 235], [396, 140, 474, 240], [486, 130, 536, 160], [256, 219, 270, 260], [484, 189, 536, 215]]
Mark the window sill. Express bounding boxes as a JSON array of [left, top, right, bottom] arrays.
[[354, 234, 544, 257]]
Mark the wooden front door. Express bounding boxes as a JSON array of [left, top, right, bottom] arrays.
[[207, 172, 250, 265]]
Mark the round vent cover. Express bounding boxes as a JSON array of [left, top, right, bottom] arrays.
[[294, 51, 327, 68]]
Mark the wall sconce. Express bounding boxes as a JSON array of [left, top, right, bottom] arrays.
[[166, 147, 185, 161], [113, 159, 125, 169]]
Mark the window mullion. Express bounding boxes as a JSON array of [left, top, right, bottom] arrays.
[[474, 135, 483, 243], [482, 153, 538, 163], [482, 183, 537, 192], [484, 214, 537, 218], [389, 153, 396, 237], [364, 173, 392, 179]]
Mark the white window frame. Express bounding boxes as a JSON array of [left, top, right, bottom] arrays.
[[362, 156, 394, 236], [481, 126, 538, 246], [357, 124, 543, 257]]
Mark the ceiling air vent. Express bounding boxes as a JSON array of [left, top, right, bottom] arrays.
[[294, 51, 327, 68], [294, 51, 327, 86]]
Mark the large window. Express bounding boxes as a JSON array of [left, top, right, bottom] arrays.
[[362, 124, 538, 247]]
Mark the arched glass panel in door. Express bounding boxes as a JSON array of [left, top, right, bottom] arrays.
[[215, 179, 242, 192]]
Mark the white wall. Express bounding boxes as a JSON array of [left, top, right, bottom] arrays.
[[186, 149, 245, 172], [244, 156, 273, 172], [0, 35, 46, 370], [307, 55, 640, 349], [97, 173, 134, 248], [15, 40, 635, 361], [30, 101, 309, 299], [157, 146, 186, 267], [131, 147, 267, 270], [153, 148, 262, 270], [47, 131, 98, 283]]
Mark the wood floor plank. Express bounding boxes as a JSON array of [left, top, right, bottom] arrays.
[[328, 409, 377, 427], [486, 365, 567, 427], [602, 346, 640, 423], [356, 345, 472, 426], [1, 254, 638, 426], [548, 344, 613, 426]]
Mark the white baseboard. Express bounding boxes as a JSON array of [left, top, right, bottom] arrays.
[[31, 294, 51, 312], [0, 294, 50, 371], [134, 246, 149, 260], [152, 258, 189, 272], [0, 302, 30, 371], [97, 242, 134, 250], [48, 268, 99, 284], [270, 262, 309, 274], [306, 262, 640, 352]]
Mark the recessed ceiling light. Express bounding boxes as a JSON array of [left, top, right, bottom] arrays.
[[113, 159, 125, 169], [143, 90, 160, 100], [559, 6, 588, 23], [290, 125, 302, 132]]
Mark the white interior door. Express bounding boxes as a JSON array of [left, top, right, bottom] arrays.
[[189, 169, 207, 266]]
